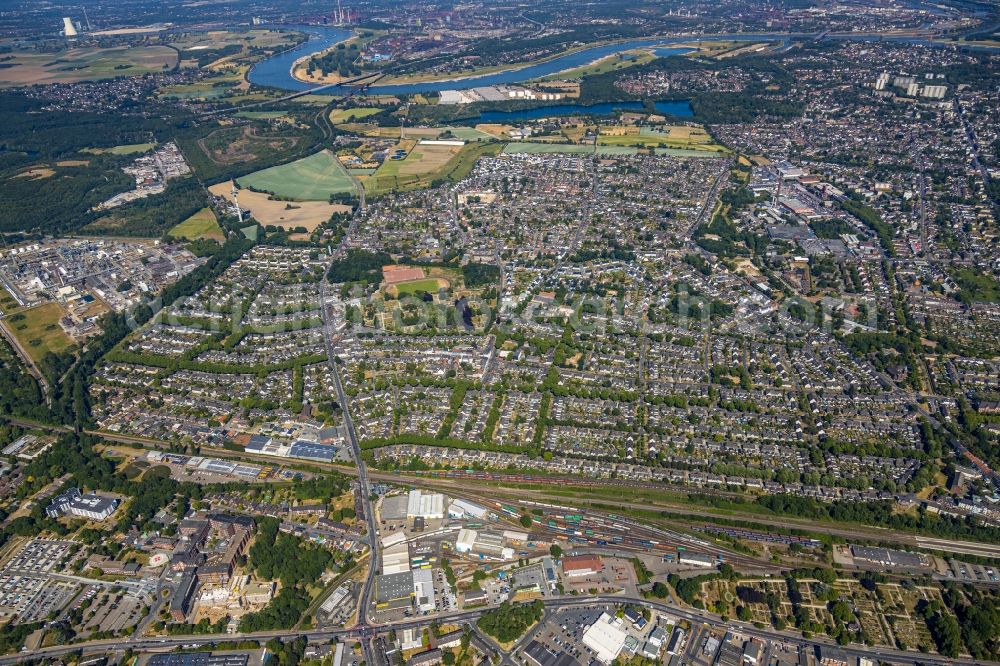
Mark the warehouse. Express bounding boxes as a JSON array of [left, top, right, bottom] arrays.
[[375, 571, 414, 608], [581, 613, 628, 664], [406, 490, 444, 520], [412, 568, 436, 612], [383, 542, 411, 575], [287, 440, 338, 462], [455, 528, 478, 553], [561, 554, 604, 577], [448, 498, 488, 520], [678, 551, 716, 568]]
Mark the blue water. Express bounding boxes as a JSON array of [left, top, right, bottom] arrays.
[[478, 99, 693, 122], [248, 25, 354, 92], [251, 28, 994, 97], [249, 29, 757, 95]]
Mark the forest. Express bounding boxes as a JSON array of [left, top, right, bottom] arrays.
[[476, 600, 544, 642], [0, 91, 192, 234], [328, 249, 393, 284]]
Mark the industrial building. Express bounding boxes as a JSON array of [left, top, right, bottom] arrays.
[[383, 542, 412, 575], [406, 490, 444, 519], [582, 612, 628, 664], [678, 551, 716, 568], [375, 571, 414, 608], [412, 568, 436, 612], [455, 528, 477, 553], [561, 554, 604, 577], [447, 498, 489, 520], [454, 528, 514, 560], [244, 435, 337, 462]]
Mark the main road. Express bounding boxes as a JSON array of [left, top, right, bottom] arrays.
[[3, 594, 993, 666], [319, 274, 381, 665]]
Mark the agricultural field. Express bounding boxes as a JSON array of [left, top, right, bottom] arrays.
[[169, 29, 298, 55], [0, 46, 177, 88], [438, 126, 498, 142], [596, 125, 728, 152], [209, 181, 352, 231], [330, 107, 384, 123], [236, 150, 356, 201], [503, 142, 594, 154], [12, 167, 56, 180], [235, 111, 288, 120], [168, 208, 224, 241], [540, 49, 655, 81], [474, 124, 516, 140], [0, 296, 74, 363], [363, 142, 501, 197], [82, 143, 155, 156]]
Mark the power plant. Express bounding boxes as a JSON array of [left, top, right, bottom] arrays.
[[62, 16, 78, 37], [334, 0, 351, 25]]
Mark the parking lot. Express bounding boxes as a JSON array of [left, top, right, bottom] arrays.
[[0, 574, 79, 622], [81, 590, 144, 635], [4, 539, 73, 573], [946, 559, 999, 583], [515, 608, 602, 666]]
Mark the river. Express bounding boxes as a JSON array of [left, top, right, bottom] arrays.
[[249, 28, 777, 95], [249, 26, 992, 97]]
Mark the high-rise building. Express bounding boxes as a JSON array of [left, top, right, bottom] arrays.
[[62, 17, 78, 37], [922, 85, 947, 99]]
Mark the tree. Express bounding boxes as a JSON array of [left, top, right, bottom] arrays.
[[549, 544, 562, 559], [519, 514, 533, 528]]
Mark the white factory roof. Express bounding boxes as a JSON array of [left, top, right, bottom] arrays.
[[382, 531, 408, 549], [456, 528, 478, 552], [448, 497, 489, 519], [407, 489, 444, 519], [382, 542, 411, 575], [582, 613, 628, 664], [413, 568, 436, 611]]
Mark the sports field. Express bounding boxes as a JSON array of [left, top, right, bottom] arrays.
[[236, 150, 356, 201], [393, 278, 447, 297], [169, 208, 224, 241]]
